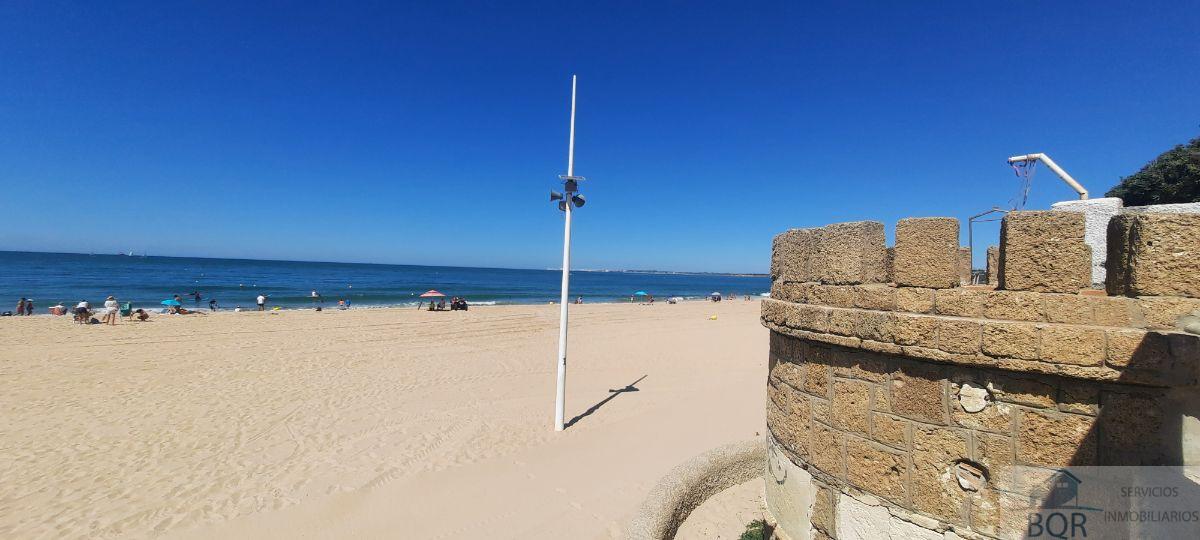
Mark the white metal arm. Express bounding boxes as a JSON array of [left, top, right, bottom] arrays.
[[1007, 153, 1088, 200]]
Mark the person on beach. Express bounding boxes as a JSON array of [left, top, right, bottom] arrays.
[[209, 299, 218, 311], [102, 296, 119, 325], [311, 290, 322, 304], [337, 299, 346, 310], [576, 296, 583, 304], [132, 308, 150, 321], [257, 294, 266, 311], [16, 298, 27, 316], [74, 300, 91, 323], [26, 299, 34, 315]]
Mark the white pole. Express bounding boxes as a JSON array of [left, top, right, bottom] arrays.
[[554, 75, 577, 432], [1006, 153, 1088, 200]]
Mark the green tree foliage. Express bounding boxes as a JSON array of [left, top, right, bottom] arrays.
[[1106, 136, 1200, 205]]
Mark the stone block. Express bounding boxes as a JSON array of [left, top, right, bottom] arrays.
[[911, 425, 969, 523], [893, 314, 938, 348], [871, 413, 908, 450], [893, 217, 961, 288], [1017, 410, 1097, 467], [1106, 213, 1200, 298], [986, 374, 1056, 409], [958, 246, 972, 285], [827, 349, 889, 383], [949, 382, 1014, 433], [809, 422, 846, 479], [890, 367, 947, 425], [832, 379, 872, 435], [787, 304, 830, 333], [983, 291, 1043, 321], [811, 484, 836, 534], [895, 286, 935, 313], [827, 309, 857, 336], [933, 288, 985, 317], [937, 319, 981, 355], [986, 245, 999, 285], [855, 310, 895, 343], [769, 359, 806, 391], [808, 285, 855, 308], [803, 361, 831, 397], [1092, 296, 1136, 327], [767, 397, 808, 459], [853, 284, 897, 311], [999, 211, 1091, 293], [1137, 296, 1200, 329], [884, 247, 895, 283], [816, 221, 889, 285], [771, 227, 820, 282], [1058, 383, 1099, 416], [982, 322, 1039, 360], [973, 432, 1015, 491], [811, 396, 831, 425], [1099, 391, 1166, 465], [1039, 325, 1104, 366], [1041, 293, 1093, 325], [1105, 329, 1172, 371], [846, 436, 908, 503]]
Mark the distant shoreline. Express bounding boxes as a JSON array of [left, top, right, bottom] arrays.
[[0, 249, 765, 277]]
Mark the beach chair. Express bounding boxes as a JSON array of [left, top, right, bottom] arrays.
[[120, 302, 134, 319]]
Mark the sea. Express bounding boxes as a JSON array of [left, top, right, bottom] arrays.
[[0, 251, 770, 311]]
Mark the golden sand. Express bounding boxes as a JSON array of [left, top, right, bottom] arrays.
[[0, 300, 766, 539]]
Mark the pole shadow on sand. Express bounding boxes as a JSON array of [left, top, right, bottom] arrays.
[[564, 375, 647, 429]]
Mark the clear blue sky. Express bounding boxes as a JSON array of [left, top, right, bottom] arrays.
[[1, 1, 1196, 272]]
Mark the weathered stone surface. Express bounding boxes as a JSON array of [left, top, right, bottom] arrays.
[[938, 319, 981, 355], [958, 247, 972, 285], [853, 284, 897, 311], [986, 245, 999, 285], [911, 425, 969, 523], [896, 286, 935, 313], [986, 375, 1056, 409], [1017, 410, 1096, 467], [1099, 391, 1166, 465], [788, 304, 830, 333], [832, 379, 872, 435], [973, 432, 1015, 491], [827, 348, 889, 382], [982, 321, 1039, 360], [1039, 325, 1104, 366], [983, 291, 1043, 321], [890, 367, 946, 425], [817, 221, 888, 285], [871, 412, 908, 449], [809, 422, 846, 479], [770, 358, 806, 391], [846, 436, 907, 503], [767, 398, 808, 459], [810, 396, 831, 425], [1092, 296, 1136, 327], [827, 308, 857, 336], [999, 211, 1091, 293], [808, 285, 855, 308], [803, 361, 831, 397], [1041, 293, 1093, 325], [1106, 329, 1171, 370], [933, 288, 985, 318], [1137, 295, 1200, 330], [1106, 213, 1200, 298], [771, 227, 820, 282], [855, 310, 895, 343], [884, 247, 895, 283], [893, 314, 938, 348], [894, 217, 961, 288], [811, 484, 836, 534], [950, 383, 1013, 433], [1058, 382, 1099, 415]]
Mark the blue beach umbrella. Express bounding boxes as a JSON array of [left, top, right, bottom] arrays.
[[161, 299, 182, 306], [634, 291, 648, 296]]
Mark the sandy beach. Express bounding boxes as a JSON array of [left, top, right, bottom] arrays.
[[0, 300, 766, 539]]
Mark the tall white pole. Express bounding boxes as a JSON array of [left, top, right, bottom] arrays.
[[554, 75, 577, 432]]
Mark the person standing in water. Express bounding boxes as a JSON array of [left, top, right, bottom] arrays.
[[15, 298, 27, 316], [256, 294, 266, 311], [25, 298, 34, 315], [209, 298, 218, 312]]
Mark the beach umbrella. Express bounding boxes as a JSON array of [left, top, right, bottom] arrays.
[[419, 290, 446, 298], [161, 299, 182, 306], [634, 291, 648, 296], [711, 292, 721, 296]]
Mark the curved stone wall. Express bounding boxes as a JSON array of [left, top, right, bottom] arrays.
[[763, 211, 1200, 539]]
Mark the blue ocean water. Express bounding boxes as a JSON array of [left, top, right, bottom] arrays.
[[0, 251, 769, 311]]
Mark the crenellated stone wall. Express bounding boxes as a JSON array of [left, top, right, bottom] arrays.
[[762, 211, 1200, 539]]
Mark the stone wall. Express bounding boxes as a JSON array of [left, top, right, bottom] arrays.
[[763, 211, 1200, 539]]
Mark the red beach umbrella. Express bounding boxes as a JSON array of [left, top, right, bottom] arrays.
[[419, 290, 446, 298]]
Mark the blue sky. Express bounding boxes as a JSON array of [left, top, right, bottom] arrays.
[[1, 1, 1196, 273]]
